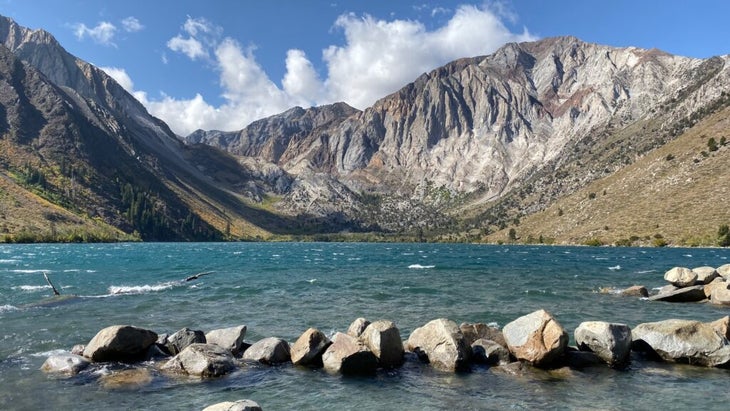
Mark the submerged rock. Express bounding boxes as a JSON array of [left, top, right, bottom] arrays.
[[322, 332, 378, 375], [41, 353, 90, 376], [206, 325, 247, 356], [242, 337, 291, 365], [162, 343, 236, 377], [83, 325, 157, 363], [631, 319, 730, 367], [406, 318, 470, 372], [291, 328, 331, 367], [99, 368, 153, 389], [574, 321, 631, 367], [502, 309, 568, 368], [203, 399, 263, 411], [360, 320, 404, 368]]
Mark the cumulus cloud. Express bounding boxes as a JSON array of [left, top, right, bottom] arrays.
[[138, 5, 535, 136], [121, 17, 144, 32], [73, 21, 117, 46]]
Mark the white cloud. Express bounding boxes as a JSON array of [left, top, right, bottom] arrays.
[[121, 17, 144, 32], [167, 35, 207, 60], [101, 66, 134, 92], [138, 5, 535, 136], [73, 21, 117, 46]]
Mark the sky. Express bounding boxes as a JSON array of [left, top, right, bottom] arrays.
[[1, 0, 729, 136]]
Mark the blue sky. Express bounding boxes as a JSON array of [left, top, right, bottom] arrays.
[[1, 0, 728, 135]]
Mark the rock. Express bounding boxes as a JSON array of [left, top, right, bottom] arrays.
[[717, 264, 730, 281], [290, 328, 331, 367], [619, 285, 649, 298], [166, 328, 206, 355], [663, 267, 697, 287], [459, 322, 506, 347], [574, 321, 632, 367], [346, 317, 370, 338], [710, 287, 730, 306], [242, 337, 291, 365], [162, 343, 236, 377], [206, 325, 247, 356], [40, 353, 90, 375], [502, 309, 568, 368], [631, 319, 730, 367], [99, 368, 153, 389], [657, 284, 678, 295], [693, 266, 720, 284], [471, 338, 511, 365], [83, 325, 157, 362], [203, 399, 262, 411], [406, 318, 470, 372], [709, 316, 730, 340], [703, 278, 728, 298], [565, 348, 603, 369], [321, 332, 378, 375], [360, 320, 404, 368], [648, 285, 707, 302]]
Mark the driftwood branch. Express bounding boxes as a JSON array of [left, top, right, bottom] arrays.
[[184, 271, 214, 282], [43, 271, 61, 296]]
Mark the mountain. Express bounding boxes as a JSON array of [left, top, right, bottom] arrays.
[[187, 36, 730, 243], [1, 14, 728, 244]]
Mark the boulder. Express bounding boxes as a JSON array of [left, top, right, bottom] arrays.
[[709, 316, 730, 340], [83, 325, 158, 362], [471, 338, 511, 365], [40, 353, 90, 375], [648, 285, 707, 302], [574, 321, 631, 367], [502, 309, 568, 368], [360, 320, 404, 368], [242, 337, 291, 365], [703, 278, 728, 298], [99, 368, 153, 389], [70, 344, 85, 356], [166, 328, 206, 355], [406, 318, 470, 372], [346, 317, 370, 338], [693, 266, 720, 284], [663, 267, 697, 287], [619, 285, 649, 298], [162, 343, 236, 377], [206, 325, 247, 356], [631, 319, 730, 367], [203, 399, 262, 411], [290, 328, 331, 367], [565, 348, 603, 368], [657, 284, 678, 295], [459, 322, 506, 347], [321, 332, 378, 375], [710, 287, 730, 306], [717, 264, 730, 281]]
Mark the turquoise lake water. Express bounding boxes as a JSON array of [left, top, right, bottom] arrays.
[[1, 242, 729, 410]]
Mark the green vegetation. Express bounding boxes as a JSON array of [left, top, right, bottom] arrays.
[[719, 224, 730, 247]]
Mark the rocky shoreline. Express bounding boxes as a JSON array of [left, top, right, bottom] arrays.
[[41, 264, 730, 410]]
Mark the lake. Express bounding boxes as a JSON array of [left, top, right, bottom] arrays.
[[1, 242, 729, 410]]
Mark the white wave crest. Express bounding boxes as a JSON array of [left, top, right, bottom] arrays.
[[0, 304, 19, 313], [11, 269, 48, 274], [108, 282, 176, 295], [0, 259, 19, 264], [408, 264, 435, 269], [608, 265, 621, 271], [12, 285, 51, 291]]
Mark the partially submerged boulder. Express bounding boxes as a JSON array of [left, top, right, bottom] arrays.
[[360, 320, 404, 368], [322, 332, 378, 375], [502, 309, 568, 368], [83, 325, 157, 362], [99, 368, 153, 389], [619, 285, 649, 298], [631, 319, 730, 367], [290, 328, 331, 367], [663, 267, 697, 287], [162, 343, 236, 377], [242, 337, 291, 365], [459, 322, 506, 347], [203, 399, 262, 411], [41, 353, 90, 376], [406, 318, 470, 372], [648, 285, 706, 303], [471, 338, 511, 365], [574, 321, 631, 368], [166, 328, 206, 356], [206, 325, 247, 356]]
